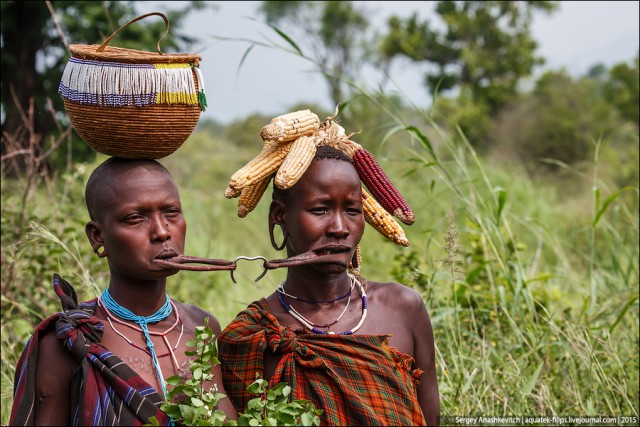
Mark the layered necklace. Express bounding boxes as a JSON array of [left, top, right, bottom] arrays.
[[99, 289, 180, 398], [277, 273, 367, 335]]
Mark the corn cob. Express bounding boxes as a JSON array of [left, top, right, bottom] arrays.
[[224, 186, 241, 199], [228, 141, 292, 191], [275, 135, 318, 189], [351, 244, 362, 270], [237, 175, 273, 218], [260, 109, 320, 143], [353, 148, 415, 225], [362, 188, 409, 247]]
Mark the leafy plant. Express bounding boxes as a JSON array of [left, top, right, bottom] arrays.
[[147, 318, 322, 426]]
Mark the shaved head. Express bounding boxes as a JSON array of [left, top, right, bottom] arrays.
[[85, 157, 173, 221]]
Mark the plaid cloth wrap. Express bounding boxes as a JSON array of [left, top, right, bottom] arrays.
[[219, 298, 427, 426], [10, 274, 171, 426]]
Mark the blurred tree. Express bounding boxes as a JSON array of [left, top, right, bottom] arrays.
[[225, 113, 272, 149], [258, 1, 370, 110], [602, 55, 639, 127], [380, 1, 558, 112], [1, 0, 207, 173], [492, 69, 623, 172], [379, 1, 558, 135]]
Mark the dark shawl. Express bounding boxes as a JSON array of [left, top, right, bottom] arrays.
[[10, 274, 171, 426]]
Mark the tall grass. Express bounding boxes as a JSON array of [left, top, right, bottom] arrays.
[[2, 95, 638, 424]]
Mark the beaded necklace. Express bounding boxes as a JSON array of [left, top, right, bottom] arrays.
[[100, 290, 173, 397], [278, 274, 368, 335], [97, 299, 184, 372], [276, 274, 355, 303]]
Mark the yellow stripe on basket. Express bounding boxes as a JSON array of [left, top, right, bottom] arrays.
[[156, 92, 199, 105], [153, 63, 192, 69]]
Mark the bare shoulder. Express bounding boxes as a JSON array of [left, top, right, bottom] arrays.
[[365, 279, 425, 313], [37, 327, 77, 374], [172, 300, 222, 335]]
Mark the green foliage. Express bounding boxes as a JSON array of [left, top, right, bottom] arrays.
[[150, 319, 321, 427], [602, 56, 639, 126], [156, 318, 232, 426], [236, 376, 322, 426], [379, 1, 558, 115], [491, 69, 626, 172]]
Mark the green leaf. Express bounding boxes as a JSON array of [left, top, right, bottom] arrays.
[[165, 375, 182, 385], [266, 23, 303, 56], [163, 404, 182, 419], [494, 186, 507, 225], [282, 385, 291, 398], [523, 361, 544, 396], [191, 397, 204, 407], [336, 101, 349, 116], [610, 293, 640, 333], [146, 416, 160, 426], [179, 404, 196, 419], [592, 186, 633, 226], [193, 367, 203, 380], [301, 412, 313, 426], [406, 126, 436, 160]]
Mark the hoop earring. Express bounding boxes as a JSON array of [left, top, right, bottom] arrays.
[[269, 224, 288, 251], [349, 244, 361, 274]]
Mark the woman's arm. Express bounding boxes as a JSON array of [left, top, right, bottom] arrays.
[[33, 329, 76, 425], [411, 294, 441, 426]]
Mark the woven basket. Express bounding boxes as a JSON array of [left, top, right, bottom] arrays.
[[59, 12, 205, 159]]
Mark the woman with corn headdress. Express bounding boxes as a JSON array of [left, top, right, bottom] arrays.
[[219, 109, 440, 426]]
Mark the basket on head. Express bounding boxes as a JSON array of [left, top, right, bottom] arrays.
[[58, 12, 206, 159]]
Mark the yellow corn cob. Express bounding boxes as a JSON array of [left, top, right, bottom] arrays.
[[224, 186, 241, 199], [228, 141, 292, 191], [349, 244, 363, 273], [362, 188, 409, 247], [237, 175, 272, 218], [275, 135, 317, 189], [260, 109, 320, 143]]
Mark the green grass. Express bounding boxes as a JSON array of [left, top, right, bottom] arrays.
[[1, 106, 638, 424]]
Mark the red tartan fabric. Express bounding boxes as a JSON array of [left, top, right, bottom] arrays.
[[219, 298, 427, 426]]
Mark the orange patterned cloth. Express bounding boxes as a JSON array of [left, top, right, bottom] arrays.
[[219, 298, 426, 426]]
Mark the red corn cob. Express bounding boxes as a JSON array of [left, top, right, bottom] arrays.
[[353, 148, 415, 225]]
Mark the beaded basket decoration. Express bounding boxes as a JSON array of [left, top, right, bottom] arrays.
[[58, 12, 206, 159]]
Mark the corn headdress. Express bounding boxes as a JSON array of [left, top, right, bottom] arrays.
[[225, 108, 415, 248]]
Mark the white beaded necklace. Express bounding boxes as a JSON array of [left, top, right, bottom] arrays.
[[277, 273, 367, 335]]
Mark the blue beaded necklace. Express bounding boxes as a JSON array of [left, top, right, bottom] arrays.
[[100, 289, 173, 397]]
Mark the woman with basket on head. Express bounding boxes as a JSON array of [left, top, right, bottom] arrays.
[[10, 14, 236, 426], [10, 158, 237, 426], [218, 109, 440, 426]]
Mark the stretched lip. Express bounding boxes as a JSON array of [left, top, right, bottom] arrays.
[[155, 248, 179, 260], [312, 244, 351, 256]]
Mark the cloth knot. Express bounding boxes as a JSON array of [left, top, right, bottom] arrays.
[[266, 326, 300, 354], [55, 306, 104, 361]]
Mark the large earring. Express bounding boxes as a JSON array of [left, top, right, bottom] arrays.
[[349, 244, 362, 274], [270, 224, 288, 251], [94, 246, 106, 257]]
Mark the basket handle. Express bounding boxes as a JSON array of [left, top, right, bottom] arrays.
[[97, 12, 169, 54]]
